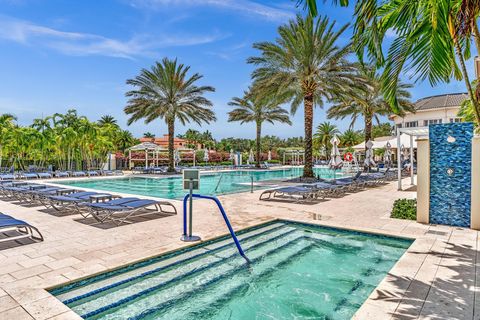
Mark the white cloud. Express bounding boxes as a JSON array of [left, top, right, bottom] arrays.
[[0, 15, 227, 59], [128, 0, 294, 21]]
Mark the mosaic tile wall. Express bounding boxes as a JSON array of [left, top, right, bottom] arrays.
[[429, 123, 474, 227]]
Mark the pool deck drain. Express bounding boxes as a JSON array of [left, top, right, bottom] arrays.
[[0, 175, 477, 319]]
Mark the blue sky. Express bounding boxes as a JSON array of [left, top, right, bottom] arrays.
[[0, 0, 476, 139]]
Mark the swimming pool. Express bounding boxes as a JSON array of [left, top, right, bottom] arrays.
[[57, 167, 345, 199], [50, 220, 412, 320]]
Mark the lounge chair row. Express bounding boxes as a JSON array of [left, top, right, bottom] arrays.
[[0, 170, 123, 180], [0, 212, 44, 243], [0, 181, 177, 226], [259, 171, 395, 203]]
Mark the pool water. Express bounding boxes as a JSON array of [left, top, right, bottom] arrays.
[[50, 220, 412, 320], [57, 167, 345, 199]]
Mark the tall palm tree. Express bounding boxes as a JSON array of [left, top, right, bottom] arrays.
[[143, 132, 155, 140], [0, 113, 17, 168], [228, 87, 291, 168], [328, 65, 414, 148], [248, 15, 359, 177], [314, 122, 339, 159], [125, 58, 216, 172]]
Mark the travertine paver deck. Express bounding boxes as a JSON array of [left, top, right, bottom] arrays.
[[0, 176, 477, 319]]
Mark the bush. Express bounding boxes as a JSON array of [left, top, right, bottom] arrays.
[[391, 198, 417, 220]]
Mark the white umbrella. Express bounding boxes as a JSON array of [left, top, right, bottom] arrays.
[[267, 150, 272, 161], [328, 135, 343, 169], [203, 148, 209, 162], [192, 149, 196, 166], [229, 149, 235, 160], [383, 142, 392, 167], [248, 149, 255, 164], [364, 140, 376, 168], [174, 149, 181, 166]]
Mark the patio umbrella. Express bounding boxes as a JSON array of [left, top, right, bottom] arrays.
[[268, 150, 272, 161], [229, 149, 235, 160], [174, 149, 181, 166], [383, 142, 392, 167], [192, 149, 196, 166], [248, 149, 255, 164], [328, 135, 343, 169], [364, 140, 376, 169], [203, 148, 209, 163]]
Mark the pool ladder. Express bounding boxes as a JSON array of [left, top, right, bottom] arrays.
[[182, 194, 250, 264]]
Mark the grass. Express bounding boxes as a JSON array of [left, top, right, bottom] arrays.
[[391, 198, 416, 220]]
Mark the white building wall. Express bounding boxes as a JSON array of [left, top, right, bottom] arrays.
[[391, 107, 461, 128]]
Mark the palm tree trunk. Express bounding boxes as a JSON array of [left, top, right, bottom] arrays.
[[303, 93, 314, 178], [167, 119, 175, 172], [255, 121, 261, 168], [364, 115, 373, 150], [454, 37, 480, 124]]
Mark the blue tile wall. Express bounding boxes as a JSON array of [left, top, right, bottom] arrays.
[[429, 123, 473, 227]]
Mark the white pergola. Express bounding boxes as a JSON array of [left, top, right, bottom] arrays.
[[127, 142, 166, 168], [396, 127, 429, 190], [283, 149, 305, 165]]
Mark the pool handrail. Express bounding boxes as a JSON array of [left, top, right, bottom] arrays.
[[182, 193, 250, 263]]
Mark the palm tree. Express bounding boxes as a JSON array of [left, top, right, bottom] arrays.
[[116, 130, 136, 152], [248, 15, 359, 177], [314, 122, 339, 159], [340, 129, 362, 147], [125, 58, 216, 172], [98, 115, 118, 127], [0, 113, 17, 168], [327, 65, 414, 149], [143, 132, 155, 140], [228, 87, 291, 168]]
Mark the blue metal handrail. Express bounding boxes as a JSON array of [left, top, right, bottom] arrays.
[[183, 194, 250, 263]]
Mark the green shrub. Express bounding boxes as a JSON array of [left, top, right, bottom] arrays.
[[391, 198, 417, 220]]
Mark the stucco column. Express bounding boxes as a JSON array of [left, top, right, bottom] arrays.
[[471, 136, 480, 229], [416, 138, 430, 224]]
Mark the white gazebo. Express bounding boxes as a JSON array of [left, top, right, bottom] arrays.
[[127, 142, 166, 168], [282, 149, 305, 165]]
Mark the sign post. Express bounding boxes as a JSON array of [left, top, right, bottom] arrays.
[[181, 169, 201, 242]]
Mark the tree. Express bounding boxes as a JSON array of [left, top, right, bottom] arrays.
[[314, 122, 339, 159], [0, 113, 17, 168], [340, 129, 362, 147], [327, 65, 413, 148], [372, 123, 394, 138], [143, 132, 155, 139], [228, 87, 291, 168], [98, 115, 118, 127], [248, 15, 358, 177], [125, 58, 216, 172]]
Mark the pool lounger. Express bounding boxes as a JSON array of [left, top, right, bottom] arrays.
[[46, 191, 104, 212], [259, 186, 323, 203], [54, 171, 70, 178], [82, 198, 177, 225], [87, 171, 99, 177], [0, 212, 43, 243], [72, 171, 87, 177]]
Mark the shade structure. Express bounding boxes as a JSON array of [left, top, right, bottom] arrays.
[[267, 150, 272, 161], [351, 135, 417, 151], [248, 149, 255, 164], [364, 140, 376, 168], [328, 135, 343, 169], [203, 149, 209, 162]]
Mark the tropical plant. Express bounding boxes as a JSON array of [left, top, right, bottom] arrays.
[[340, 129, 362, 147], [143, 132, 155, 139], [313, 122, 339, 159], [228, 87, 291, 168], [372, 123, 394, 138], [124, 58, 216, 171], [98, 115, 118, 127], [248, 15, 359, 177], [327, 65, 413, 148], [0, 113, 17, 168]]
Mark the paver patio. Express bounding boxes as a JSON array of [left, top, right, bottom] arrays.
[[0, 176, 477, 319]]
